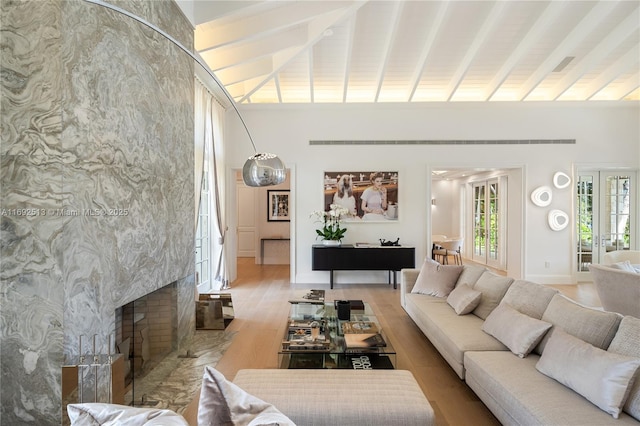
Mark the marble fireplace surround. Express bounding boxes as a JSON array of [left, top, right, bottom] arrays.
[[1, 1, 196, 424]]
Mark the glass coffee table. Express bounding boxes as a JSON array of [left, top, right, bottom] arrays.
[[279, 301, 396, 369]]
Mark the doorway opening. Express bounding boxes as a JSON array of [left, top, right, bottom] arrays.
[[234, 169, 292, 279], [431, 167, 523, 278], [575, 169, 636, 280]]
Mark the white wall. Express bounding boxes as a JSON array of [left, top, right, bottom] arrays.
[[225, 102, 639, 285]]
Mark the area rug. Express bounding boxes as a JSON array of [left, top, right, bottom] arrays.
[[127, 329, 236, 413]]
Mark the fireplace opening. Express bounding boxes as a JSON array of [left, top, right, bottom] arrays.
[[114, 281, 177, 406]]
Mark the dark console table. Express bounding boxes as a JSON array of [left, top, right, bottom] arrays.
[[312, 245, 415, 289]]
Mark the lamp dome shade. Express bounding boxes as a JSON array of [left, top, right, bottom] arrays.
[[242, 153, 286, 187]]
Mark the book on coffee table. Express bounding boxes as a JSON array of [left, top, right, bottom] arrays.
[[344, 333, 386, 348], [336, 353, 394, 369], [341, 321, 379, 334], [288, 289, 325, 304], [333, 299, 365, 311]]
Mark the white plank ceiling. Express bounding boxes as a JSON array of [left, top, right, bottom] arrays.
[[191, 0, 640, 104]]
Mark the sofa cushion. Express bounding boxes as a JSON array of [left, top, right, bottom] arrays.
[[608, 316, 640, 421], [501, 280, 559, 319], [464, 351, 640, 425], [455, 264, 487, 288], [471, 271, 514, 320], [411, 258, 463, 297], [67, 403, 188, 426], [198, 366, 295, 426], [447, 284, 482, 315], [233, 369, 435, 426], [405, 293, 507, 379], [610, 260, 638, 273], [536, 329, 640, 419], [536, 294, 622, 355], [482, 304, 552, 358]]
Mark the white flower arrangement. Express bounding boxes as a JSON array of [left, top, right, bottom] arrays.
[[311, 204, 350, 241]]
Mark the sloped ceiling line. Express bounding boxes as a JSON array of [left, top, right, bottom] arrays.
[[374, 1, 405, 102], [516, 1, 619, 100], [446, 1, 507, 101], [408, 1, 449, 102], [584, 45, 639, 100], [342, 13, 358, 102], [551, 9, 640, 100], [484, 1, 566, 101], [190, 1, 640, 103], [239, 1, 369, 103]]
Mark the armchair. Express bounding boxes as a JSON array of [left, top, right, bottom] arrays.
[[588, 264, 640, 318]]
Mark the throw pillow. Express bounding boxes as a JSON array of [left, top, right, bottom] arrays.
[[471, 271, 514, 320], [536, 329, 640, 419], [610, 260, 638, 273], [608, 316, 640, 421], [536, 294, 622, 355], [198, 366, 295, 426], [67, 403, 188, 426], [482, 303, 552, 358], [500, 280, 558, 319], [411, 258, 463, 297], [455, 265, 487, 289], [446, 284, 482, 315]]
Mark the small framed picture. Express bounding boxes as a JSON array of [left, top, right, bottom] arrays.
[[268, 190, 290, 222]]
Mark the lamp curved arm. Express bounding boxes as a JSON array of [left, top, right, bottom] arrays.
[[84, 0, 285, 186], [83, 0, 258, 153]]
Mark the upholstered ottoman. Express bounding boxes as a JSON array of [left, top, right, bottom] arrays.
[[232, 369, 435, 426]]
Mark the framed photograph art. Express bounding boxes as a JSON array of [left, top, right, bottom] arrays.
[[323, 171, 399, 222], [268, 190, 290, 222]]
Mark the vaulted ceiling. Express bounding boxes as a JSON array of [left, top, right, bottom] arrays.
[[190, 1, 640, 104]]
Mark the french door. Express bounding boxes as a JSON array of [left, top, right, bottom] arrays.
[[472, 178, 505, 269], [576, 170, 636, 279]]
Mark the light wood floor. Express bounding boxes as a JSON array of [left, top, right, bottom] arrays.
[[210, 258, 600, 426]]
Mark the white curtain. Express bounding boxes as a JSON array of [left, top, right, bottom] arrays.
[[194, 82, 207, 228], [195, 78, 228, 291]]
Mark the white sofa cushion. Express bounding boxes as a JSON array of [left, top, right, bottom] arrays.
[[233, 369, 435, 426], [447, 284, 482, 315], [464, 351, 640, 425], [482, 304, 552, 358], [471, 271, 514, 320], [67, 403, 188, 426], [198, 366, 295, 426], [501, 280, 559, 319], [411, 258, 463, 297], [536, 329, 640, 418], [608, 316, 640, 421], [610, 260, 638, 272], [404, 293, 507, 379], [536, 294, 622, 355]]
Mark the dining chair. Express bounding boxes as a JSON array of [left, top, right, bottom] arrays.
[[433, 238, 463, 265], [431, 235, 448, 263]]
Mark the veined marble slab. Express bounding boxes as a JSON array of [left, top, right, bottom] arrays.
[[1, 0, 195, 423]]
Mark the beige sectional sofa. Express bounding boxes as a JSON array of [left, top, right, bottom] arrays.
[[401, 263, 640, 425]]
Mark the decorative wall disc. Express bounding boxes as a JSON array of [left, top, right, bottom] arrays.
[[530, 186, 552, 207], [548, 209, 569, 231], [553, 172, 571, 189]]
